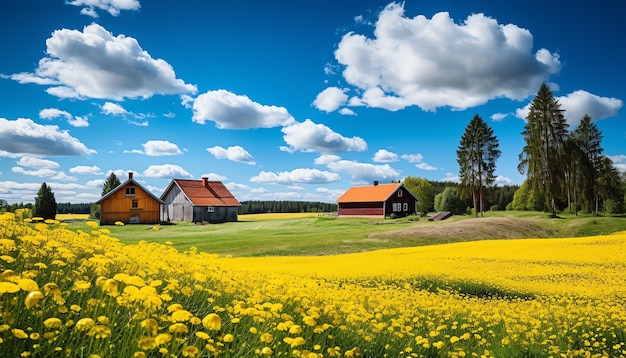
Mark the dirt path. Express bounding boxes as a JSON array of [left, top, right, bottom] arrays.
[[370, 216, 557, 242]]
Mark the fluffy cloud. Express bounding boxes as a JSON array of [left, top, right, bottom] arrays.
[[17, 157, 59, 169], [10, 23, 196, 100], [192, 90, 295, 129], [67, 0, 141, 17], [331, 3, 561, 111], [314, 154, 341, 165], [515, 90, 623, 126], [40, 107, 90, 127], [102, 102, 128, 116], [69, 165, 103, 175], [142, 140, 183, 156], [609, 155, 626, 172], [557, 90, 622, 125], [281, 119, 367, 153], [312, 87, 348, 112], [416, 162, 438, 171], [207, 146, 255, 165], [142, 164, 192, 178], [0, 118, 93, 157], [325, 160, 400, 183], [250, 168, 341, 185], [372, 149, 399, 162]]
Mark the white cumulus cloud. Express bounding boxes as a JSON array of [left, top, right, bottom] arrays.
[[207, 145, 255, 165], [142, 164, 192, 178], [69, 165, 103, 175], [192, 89, 295, 129], [312, 86, 349, 112], [10, 23, 196, 100], [142, 140, 183, 156], [67, 0, 141, 17], [281, 119, 367, 153], [331, 3, 561, 112], [250, 168, 340, 185], [0, 118, 93, 157], [17, 157, 59, 169], [325, 160, 400, 183], [372, 149, 399, 162]]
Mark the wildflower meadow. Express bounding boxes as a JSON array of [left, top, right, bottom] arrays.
[[1, 210, 625, 357]]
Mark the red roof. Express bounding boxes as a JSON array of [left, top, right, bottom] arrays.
[[336, 183, 402, 203], [167, 179, 240, 207]]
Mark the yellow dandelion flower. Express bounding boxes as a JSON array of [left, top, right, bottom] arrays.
[[18, 279, 39, 292], [155, 333, 172, 345], [223, 334, 234, 343], [167, 303, 183, 312], [141, 318, 158, 334], [97, 316, 109, 325], [25, 291, 44, 308], [171, 309, 193, 322], [12, 329, 28, 339], [260, 347, 273, 356], [169, 323, 189, 334], [289, 325, 303, 334], [159, 348, 168, 355], [88, 325, 111, 339], [101, 279, 119, 296], [75, 318, 95, 332], [182, 346, 200, 357], [0, 255, 15, 263], [195, 332, 210, 340], [44, 318, 63, 329], [86, 221, 99, 229], [0, 281, 20, 294], [72, 280, 91, 293], [260, 333, 274, 343], [70, 304, 81, 312], [114, 221, 124, 226], [133, 352, 146, 358], [193, 272, 207, 282], [29, 333, 40, 340], [137, 336, 158, 350], [202, 313, 221, 331], [189, 317, 201, 325]]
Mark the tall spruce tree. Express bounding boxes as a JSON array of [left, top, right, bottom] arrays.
[[457, 114, 500, 217], [570, 115, 604, 215], [518, 83, 569, 217], [34, 182, 57, 219], [101, 172, 121, 197]]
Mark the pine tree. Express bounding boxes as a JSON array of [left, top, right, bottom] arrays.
[[457, 114, 501, 217], [34, 182, 57, 219], [102, 172, 122, 197], [570, 115, 604, 215], [518, 83, 569, 217]]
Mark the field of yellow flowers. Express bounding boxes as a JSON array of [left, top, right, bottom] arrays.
[[1, 210, 625, 357]]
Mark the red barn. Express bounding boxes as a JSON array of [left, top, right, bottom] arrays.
[[336, 181, 417, 218], [96, 172, 164, 225]]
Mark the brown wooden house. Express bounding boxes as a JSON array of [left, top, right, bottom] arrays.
[[336, 181, 418, 218], [96, 172, 164, 225], [160, 177, 240, 223]]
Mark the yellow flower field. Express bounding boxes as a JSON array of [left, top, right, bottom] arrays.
[[1, 210, 625, 357]]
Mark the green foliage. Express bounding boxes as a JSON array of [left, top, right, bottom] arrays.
[[238, 200, 337, 214], [403, 176, 434, 213], [457, 114, 501, 216], [433, 187, 467, 215], [101, 172, 122, 197], [511, 179, 545, 211], [90, 203, 101, 219], [33, 182, 57, 219]]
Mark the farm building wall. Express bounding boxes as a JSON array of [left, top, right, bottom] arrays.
[[192, 206, 238, 223], [383, 188, 417, 217], [338, 202, 384, 217], [99, 184, 161, 225], [161, 185, 193, 222]]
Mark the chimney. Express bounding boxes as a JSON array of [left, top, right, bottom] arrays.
[[201, 176, 208, 187], [373, 180, 379, 186], [128, 172, 134, 180]]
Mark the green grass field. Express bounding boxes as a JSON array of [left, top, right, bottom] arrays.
[[68, 211, 626, 257]]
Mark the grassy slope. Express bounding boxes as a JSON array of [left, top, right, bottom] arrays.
[[75, 211, 626, 257]]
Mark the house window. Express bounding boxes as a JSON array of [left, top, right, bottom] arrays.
[[125, 187, 135, 196], [131, 199, 138, 209], [397, 189, 403, 197], [403, 203, 408, 211]]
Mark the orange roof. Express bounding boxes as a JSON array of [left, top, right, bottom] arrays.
[[336, 183, 402, 203], [169, 179, 240, 207]]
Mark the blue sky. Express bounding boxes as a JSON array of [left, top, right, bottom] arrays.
[[0, 0, 624, 204]]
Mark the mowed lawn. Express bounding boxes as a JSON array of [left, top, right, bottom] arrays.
[[62, 211, 626, 257]]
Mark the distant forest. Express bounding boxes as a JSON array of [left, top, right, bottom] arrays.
[[238, 200, 338, 214], [1, 181, 519, 215]]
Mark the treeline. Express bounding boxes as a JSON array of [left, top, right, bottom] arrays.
[[57, 202, 92, 214], [238, 200, 338, 214]]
